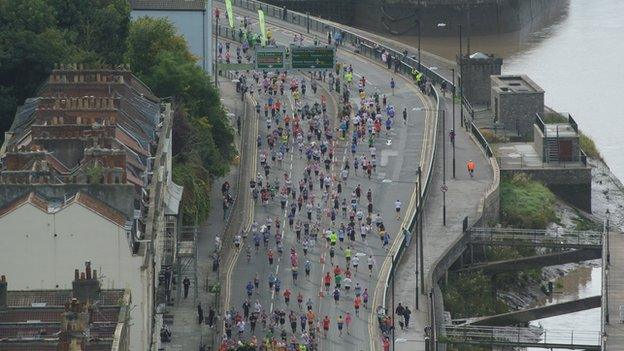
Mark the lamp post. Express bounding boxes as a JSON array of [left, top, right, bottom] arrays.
[[417, 0, 422, 72], [458, 24, 463, 128], [606, 209, 611, 265], [451, 68, 456, 179], [442, 109, 447, 226], [214, 8, 220, 87], [416, 166, 422, 308]]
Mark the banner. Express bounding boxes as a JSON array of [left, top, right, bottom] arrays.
[[258, 10, 267, 46], [225, 0, 234, 28]]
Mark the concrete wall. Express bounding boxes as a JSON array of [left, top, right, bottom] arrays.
[[131, 9, 213, 75], [493, 90, 544, 139], [352, 0, 568, 36], [0, 184, 136, 219], [533, 124, 545, 160], [0, 203, 146, 350], [501, 167, 592, 212]]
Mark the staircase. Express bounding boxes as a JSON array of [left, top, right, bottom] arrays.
[[546, 137, 559, 163]]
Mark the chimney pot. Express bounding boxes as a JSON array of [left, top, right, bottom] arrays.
[[80, 272, 85, 280], [85, 262, 91, 280], [93, 270, 97, 280], [0, 274, 7, 309], [74, 269, 79, 281]]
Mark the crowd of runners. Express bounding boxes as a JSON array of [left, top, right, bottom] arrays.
[[216, 42, 417, 350]]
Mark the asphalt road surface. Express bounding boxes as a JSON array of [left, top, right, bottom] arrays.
[[219, 16, 432, 350]]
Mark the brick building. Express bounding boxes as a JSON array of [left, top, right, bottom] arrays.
[[0, 65, 181, 350], [0, 262, 131, 351]]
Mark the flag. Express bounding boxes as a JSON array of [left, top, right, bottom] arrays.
[[258, 10, 267, 46], [225, 0, 234, 28]]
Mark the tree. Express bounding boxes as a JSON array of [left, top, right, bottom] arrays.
[[49, 0, 131, 63], [125, 17, 194, 77]]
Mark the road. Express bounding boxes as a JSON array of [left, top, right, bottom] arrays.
[[216, 11, 434, 350]]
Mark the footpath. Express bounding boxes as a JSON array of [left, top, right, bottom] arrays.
[[163, 76, 244, 351], [392, 95, 494, 350]]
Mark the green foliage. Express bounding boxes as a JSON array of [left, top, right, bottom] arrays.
[[86, 164, 104, 184], [442, 272, 510, 318], [480, 129, 507, 144], [125, 17, 194, 77], [172, 159, 212, 224], [126, 17, 235, 223], [0, 0, 131, 143], [579, 132, 602, 160], [500, 173, 557, 229], [542, 112, 568, 124], [50, 0, 130, 63]]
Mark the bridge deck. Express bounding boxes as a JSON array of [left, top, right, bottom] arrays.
[[606, 232, 624, 349], [468, 227, 602, 249], [444, 325, 601, 350]]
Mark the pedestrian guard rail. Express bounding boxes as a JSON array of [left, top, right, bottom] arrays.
[[444, 325, 601, 350], [497, 155, 588, 169], [468, 227, 603, 248]]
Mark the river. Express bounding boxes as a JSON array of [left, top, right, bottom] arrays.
[[393, 0, 623, 344], [401, 0, 624, 183]]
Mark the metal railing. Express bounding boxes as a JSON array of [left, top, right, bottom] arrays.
[[445, 325, 601, 350], [214, 3, 453, 350], [468, 120, 493, 158], [497, 155, 587, 169], [468, 227, 603, 249]]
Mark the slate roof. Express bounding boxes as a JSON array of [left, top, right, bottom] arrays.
[[130, 0, 206, 11]]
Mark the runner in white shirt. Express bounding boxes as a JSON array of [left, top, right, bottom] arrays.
[[395, 200, 402, 220]]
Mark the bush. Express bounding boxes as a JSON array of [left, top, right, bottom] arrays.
[[442, 272, 510, 318], [480, 129, 506, 144], [579, 132, 602, 160], [500, 173, 557, 229]]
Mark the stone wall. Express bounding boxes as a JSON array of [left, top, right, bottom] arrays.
[[501, 167, 592, 212], [493, 90, 544, 139], [459, 56, 503, 106]]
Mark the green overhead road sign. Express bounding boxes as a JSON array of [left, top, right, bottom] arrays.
[[217, 63, 254, 71], [290, 46, 335, 70], [255, 47, 286, 70]]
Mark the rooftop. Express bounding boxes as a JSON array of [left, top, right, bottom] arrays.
[[0, 263, 130, 351], [130, 0, 206, 11], [0, 191, 129, 227], [491, 75, 544, 94]]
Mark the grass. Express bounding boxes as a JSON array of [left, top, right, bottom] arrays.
[[579, 131, 602, 160], [572, 209, 602, 231], [500, 173, 557, 229], [542, 112, 568, 124], [480, 128, 507, 144]]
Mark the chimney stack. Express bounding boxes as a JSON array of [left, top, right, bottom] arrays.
[[72, 262, 101, 303], [0, 275, 7, 310], [58, 298, 90, 351]]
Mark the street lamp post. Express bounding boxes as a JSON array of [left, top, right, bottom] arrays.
[[417, 0, 422, 72], [458, 24, 463, 128], [416, 166, 422, 309], [442, 109, 447, 226], [451, 68, 456, 179], [215, 8, 220, 87]]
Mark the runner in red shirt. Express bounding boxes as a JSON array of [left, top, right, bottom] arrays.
[[322, 316, 331, 338]]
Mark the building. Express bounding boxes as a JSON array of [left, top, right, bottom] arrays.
[[533, 113, 583, 163], [0, 65, 180, 350], [458, 52, 503, 106], [0, 263, 131, 351], [490, 74, 545, 139], [130, 0, 213, 76]]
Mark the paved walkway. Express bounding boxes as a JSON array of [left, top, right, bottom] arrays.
[[392, 96, 493, 350], [163, 76, 244, 351], [606, 231, 624, 349]]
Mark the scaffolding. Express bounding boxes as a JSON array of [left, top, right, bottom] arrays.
[[176, 226, 199, 302]]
